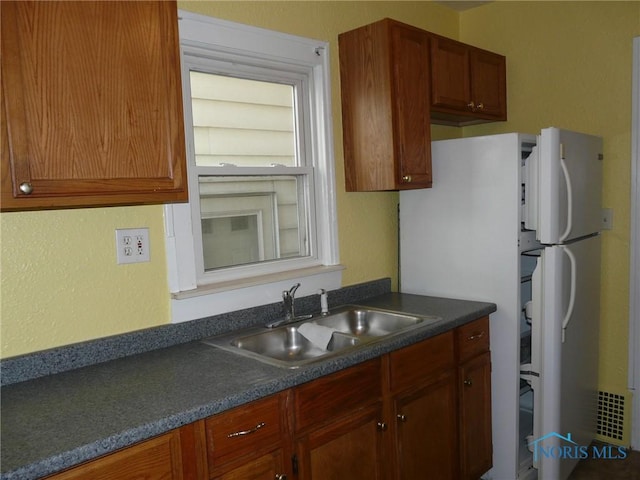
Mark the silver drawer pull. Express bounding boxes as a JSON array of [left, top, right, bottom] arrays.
[[227, 421, 266, 438], [467, 331, 486, 341]]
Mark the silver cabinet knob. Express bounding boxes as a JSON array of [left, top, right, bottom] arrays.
[[275, 475, 287, 480], [397, 414, 407, 422], [377, 422, 388, 431], [19, 182, 33, 195], [464, 379, 473, 387], [402, 175, 412, 183]]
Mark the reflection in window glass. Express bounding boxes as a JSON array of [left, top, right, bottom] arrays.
[[190, 72, 296, 167], [199, 176, 308, 271], [202, 215, 261, 269]]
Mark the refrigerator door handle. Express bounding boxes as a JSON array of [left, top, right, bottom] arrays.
[[559, 157, 574, 242], [561, 245, 577, 343]]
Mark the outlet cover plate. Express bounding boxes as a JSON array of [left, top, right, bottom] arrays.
[[115, 228, 150, 264]]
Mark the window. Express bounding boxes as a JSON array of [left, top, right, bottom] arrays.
[[190, 72, 310, 272], [165, 12, 341, 322]]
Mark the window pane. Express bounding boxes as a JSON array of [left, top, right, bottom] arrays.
[[199, 175, 308, 271], [190, 72, 297, 167]]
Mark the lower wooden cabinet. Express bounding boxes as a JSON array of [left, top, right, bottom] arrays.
[[459, 352, 493, 480], [456, 317, 493, 480], [211, 451, 286, 480], [387, 330, 457, 479], [45, 425, 203, 480], [293, 359, 385, 479], [43, 317, 491, 480], [392, 372, 458, 479], [297, 403, 385, 479], [203, 392, 291, 480]]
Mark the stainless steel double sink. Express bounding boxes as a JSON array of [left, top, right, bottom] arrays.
[[202, 306, 441, 368]]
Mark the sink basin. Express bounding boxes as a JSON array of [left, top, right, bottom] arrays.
[[201, 306, 440, 368], [313, 308, 425, 338], [231, 326, 359, 363]]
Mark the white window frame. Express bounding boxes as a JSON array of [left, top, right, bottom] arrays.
[[164, 11, 341, 322]]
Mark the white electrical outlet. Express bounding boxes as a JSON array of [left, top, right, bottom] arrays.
[[115, 228, 150, 264]]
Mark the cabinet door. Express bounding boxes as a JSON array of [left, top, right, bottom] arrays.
[[1, 1, 186, 211], [430, 35, 506, 124], [213, 450, 286, 480], [393, 372, 458, 480], [458, 351, 493, 480], [339, 20, 396, 192], [389, 22, 432, 189], [469, 49, 507, 119], [45, 430, 186, 480], [296, 403, 385, 480], [339, 19, 431, 191], [430, 36, 471, 112]]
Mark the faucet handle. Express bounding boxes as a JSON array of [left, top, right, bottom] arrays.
[[318, 289, 329, 315]]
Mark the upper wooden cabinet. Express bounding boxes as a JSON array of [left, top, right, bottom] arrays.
[[339, 18, 433, 192], [0, 1, 187, 211], [338, 18, 507, 191], [430, 35, 507, 125]]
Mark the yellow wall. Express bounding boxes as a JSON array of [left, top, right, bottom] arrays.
[[1, 4, 638, 436], [0, 1, 459, 358], [459, 1, 639, 413], [1, 206, 170, 355]]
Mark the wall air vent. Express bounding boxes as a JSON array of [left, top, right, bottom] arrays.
[[597, 390, 626, 443]]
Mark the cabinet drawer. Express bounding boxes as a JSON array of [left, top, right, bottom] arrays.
[[389, 331, 455, 393], [205, 393, 286, 467], [294, 358, 382, 433], [456, 316, 490, 362]]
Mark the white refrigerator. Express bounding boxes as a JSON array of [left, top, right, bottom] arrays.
[[399, 128, 602, 480]]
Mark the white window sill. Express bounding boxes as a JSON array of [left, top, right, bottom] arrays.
[[170, 265, 344, 323]]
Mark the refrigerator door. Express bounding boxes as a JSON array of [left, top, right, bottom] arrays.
[[400, 133, 525, 479], [537, 128, 603, 244], [531, 235, 601, 479]]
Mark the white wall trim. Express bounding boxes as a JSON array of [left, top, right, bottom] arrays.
[[170, 268, 343, 323], [164, 11, 341, 321], [629, 35, 640, 450]]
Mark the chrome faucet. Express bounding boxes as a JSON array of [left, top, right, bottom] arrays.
[[265, 283, 311, 328], [283, 283, 300, 321]]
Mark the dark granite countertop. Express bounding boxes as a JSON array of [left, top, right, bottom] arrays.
[[0, 291, 495, 480]]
